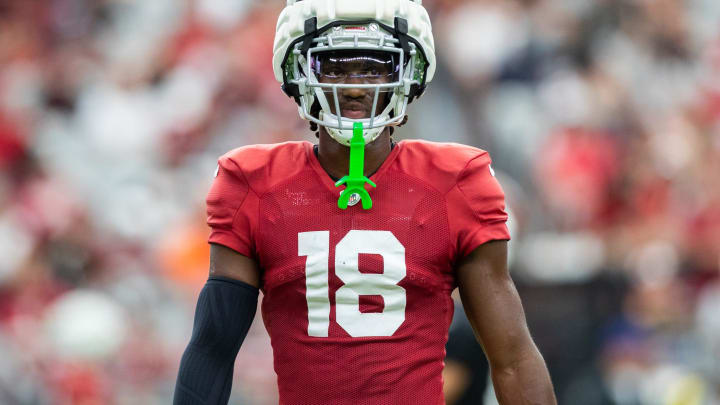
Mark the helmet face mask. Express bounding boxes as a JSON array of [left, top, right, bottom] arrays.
[[285, 23, 421, 145], [273, 0, 435, 146], [311, 50, 398, 126]]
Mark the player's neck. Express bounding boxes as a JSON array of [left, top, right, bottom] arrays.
[[316, 127, 393, 180]]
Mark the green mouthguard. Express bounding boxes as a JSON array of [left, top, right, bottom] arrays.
[[335, 122, 376, 210]]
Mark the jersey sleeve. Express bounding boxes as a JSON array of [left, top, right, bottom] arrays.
[[206, 155, 258, 258], [446, 151, 510, 259]]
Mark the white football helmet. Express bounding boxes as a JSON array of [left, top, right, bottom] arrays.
[[273, 0, 436, 146]]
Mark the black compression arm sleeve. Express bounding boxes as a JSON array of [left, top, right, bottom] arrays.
[[173, 276, 259, 405]]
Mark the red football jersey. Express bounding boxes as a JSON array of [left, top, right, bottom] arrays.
[[206, 140, 510, 405]]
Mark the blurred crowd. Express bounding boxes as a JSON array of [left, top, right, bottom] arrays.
[[0, 0, 718, 404]]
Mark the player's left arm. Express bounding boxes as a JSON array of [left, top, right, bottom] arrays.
[[456, 240, 557, 405]]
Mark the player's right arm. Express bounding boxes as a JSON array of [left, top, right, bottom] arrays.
[[173, 154, 261, 405]]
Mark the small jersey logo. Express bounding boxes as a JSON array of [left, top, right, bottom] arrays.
[[214, 166, 219, 177], [347, 193, 361, 206], [488, 164, 496, 177]]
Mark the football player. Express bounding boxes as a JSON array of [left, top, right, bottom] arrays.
[[174, 1, 556, 404]]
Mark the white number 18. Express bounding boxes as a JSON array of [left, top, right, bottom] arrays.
[[298, 230, 407, 337]]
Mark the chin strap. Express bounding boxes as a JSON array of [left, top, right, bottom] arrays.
[[335, 122, 376, 210]]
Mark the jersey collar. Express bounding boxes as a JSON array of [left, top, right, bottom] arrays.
[[304, 140, 403, 195]]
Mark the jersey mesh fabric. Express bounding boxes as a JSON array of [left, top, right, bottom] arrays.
[[207, 141, 510, 405]]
